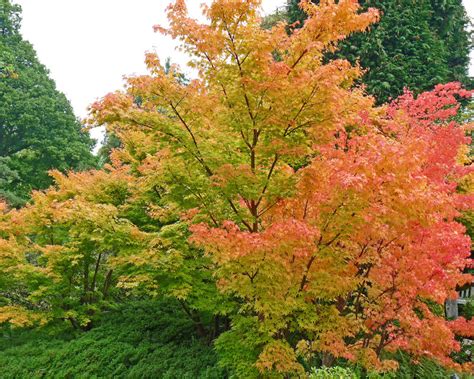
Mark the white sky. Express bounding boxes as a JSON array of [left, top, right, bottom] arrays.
[[13, 0, 474, 146], [15, 1, 286, 117]]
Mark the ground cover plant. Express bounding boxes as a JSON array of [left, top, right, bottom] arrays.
[[0, 300, 224, 378]]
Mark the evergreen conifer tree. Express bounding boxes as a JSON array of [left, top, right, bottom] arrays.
[[0, 0, 96, 206], [286, 0, 472, 103]]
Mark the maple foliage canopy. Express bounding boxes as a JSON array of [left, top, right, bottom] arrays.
[[1, 0, 473, 376]]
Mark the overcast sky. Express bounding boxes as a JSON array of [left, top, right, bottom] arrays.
[[15, 0, 286, 117], [14, 0, 474, 145]]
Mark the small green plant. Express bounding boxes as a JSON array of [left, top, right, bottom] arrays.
[[309, 366, 358, 379]]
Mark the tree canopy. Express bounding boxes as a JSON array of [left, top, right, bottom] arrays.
[[0, 0, 473, 376], [286, 0, 473, 103], [0, 0, 95, 206]]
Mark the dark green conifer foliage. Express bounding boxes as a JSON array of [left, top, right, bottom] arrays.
[[286, 0, 472, 103], [0, 0, 96, 206]]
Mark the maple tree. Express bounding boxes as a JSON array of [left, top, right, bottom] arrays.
[[1, 0, 473, 376], [0, 167, 147, 330], [87, 0, 474, 375]]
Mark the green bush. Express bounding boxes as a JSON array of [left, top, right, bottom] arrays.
[[0, 300, 225, 378]]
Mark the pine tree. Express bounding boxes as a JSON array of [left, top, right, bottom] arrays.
[[286, 0, 472, 103]]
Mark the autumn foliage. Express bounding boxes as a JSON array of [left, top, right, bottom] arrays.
[[1, 0, 473, 376]]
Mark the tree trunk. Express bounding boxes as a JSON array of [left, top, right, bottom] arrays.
[[321, 352, 335, 367]]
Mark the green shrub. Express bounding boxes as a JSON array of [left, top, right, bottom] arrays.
[[0, 299, 225, 378]]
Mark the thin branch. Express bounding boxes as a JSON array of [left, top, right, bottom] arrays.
[[290, 48, 308, 70], [257, 200, 279, 218], [227, 198, 253, 232], [256, 153, 279, 208], [91, 252, 102, 292]]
